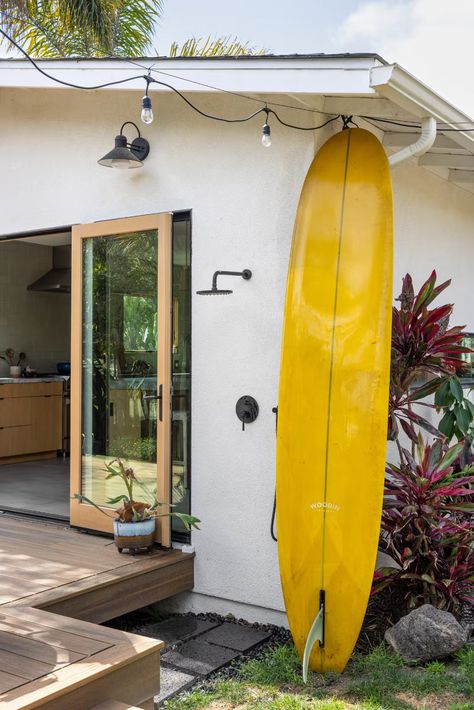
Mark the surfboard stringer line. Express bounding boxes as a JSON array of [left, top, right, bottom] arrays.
[[302, 590, 325, 682]]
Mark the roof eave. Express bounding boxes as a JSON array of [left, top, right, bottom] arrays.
[[371, 64, 474, 152]]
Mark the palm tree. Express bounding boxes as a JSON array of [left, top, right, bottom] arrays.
[[0, 0, 163, 57], [0, 0, 264, 58]]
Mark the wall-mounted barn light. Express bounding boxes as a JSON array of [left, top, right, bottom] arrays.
[[98, 122, 150, 169]]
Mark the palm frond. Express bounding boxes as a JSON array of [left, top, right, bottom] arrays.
[[0, 0, 163, 56], [169, 35, 267, 57]]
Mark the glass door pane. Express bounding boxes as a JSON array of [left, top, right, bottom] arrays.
[[70, 214, 172, 543], [81, 229, 158, 507], [171, 217, 191, 538]]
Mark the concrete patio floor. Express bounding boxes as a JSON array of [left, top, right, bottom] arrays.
[[0, 457, 69, 518]]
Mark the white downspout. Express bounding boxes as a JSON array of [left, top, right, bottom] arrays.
[[388, 116, 437, 167]]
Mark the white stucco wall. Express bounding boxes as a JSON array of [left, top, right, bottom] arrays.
[[1, 87, 473, 625]]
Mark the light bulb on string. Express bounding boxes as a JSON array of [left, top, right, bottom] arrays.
[[141, 94, 154, 124], [261, 122, 271, 148]]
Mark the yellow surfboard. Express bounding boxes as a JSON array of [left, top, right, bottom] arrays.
[[276, 128, 393, 675]]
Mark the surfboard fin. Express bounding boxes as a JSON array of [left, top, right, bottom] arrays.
[[302, 590, 325, 683]]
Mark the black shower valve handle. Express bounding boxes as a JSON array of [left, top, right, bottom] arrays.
[[236, 395, 259, 431]]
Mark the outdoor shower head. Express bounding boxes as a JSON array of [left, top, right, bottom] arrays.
[[196, 269, 252, 296], [196, 288, 233, 295]]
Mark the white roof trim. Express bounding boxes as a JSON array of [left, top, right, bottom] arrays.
[[370, 64, 474, 152], [1, 55, 473, 153], [0, 55, 383, 95]]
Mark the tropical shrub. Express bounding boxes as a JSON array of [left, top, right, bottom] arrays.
[[388, 271, 471, 442], [373, 271, 474, 616], [375, 438, 474, 613]]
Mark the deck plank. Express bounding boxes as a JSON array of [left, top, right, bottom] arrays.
[[0, 616, 111, 654], [0, 629, 85, 664], [0, 670, 28, 694], [0, 608, 164, 709], [0, 516, 194, 621]]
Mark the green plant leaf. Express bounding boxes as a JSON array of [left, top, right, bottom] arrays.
[[106, 494, 129, 505], [465, 398, 474, 418], [434, 379, 452, 406], [71, 493, 116, 518], [449, 377, 464, 402], [437, 441, 464, 470], [454, 406, 471, 434], [171, 513, 201, 531], [438, 410, 455, 438]]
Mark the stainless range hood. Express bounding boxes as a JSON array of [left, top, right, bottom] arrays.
[[27, 245, 71, 293]]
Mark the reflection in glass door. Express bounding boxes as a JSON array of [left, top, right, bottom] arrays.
[[70, 214, 172, 544]]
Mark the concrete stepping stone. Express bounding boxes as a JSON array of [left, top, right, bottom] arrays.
[[200, 622, 272, 651], [154, 667, 195, 706], [162, 639, 240, 676], [136, 617, 220, 649]]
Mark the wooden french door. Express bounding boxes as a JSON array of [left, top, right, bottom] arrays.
[[70, 213, 173, 546]]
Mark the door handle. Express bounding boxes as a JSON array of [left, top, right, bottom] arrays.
[[143, 384, 163, 421]]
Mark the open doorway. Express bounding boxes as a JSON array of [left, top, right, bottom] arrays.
[[0, 213, 191, 536], [0, 229, 71, 519]]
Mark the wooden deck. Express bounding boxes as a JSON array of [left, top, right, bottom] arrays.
[[0, 515, 194, 707], [0, 607, 163, 709], [0, 515, 194, 622]]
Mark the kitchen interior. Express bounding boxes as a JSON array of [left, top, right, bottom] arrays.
[[0, 231, 71, 519]]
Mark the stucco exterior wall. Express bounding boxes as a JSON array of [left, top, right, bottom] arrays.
[[1, 87, 473, 624]]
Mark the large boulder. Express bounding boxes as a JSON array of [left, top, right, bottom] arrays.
[[384, 604, 467, 663]]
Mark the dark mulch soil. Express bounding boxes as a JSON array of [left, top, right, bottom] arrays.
[[356, 585, 413, 653]]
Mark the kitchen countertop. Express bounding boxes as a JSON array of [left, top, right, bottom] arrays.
[[0, 377, 67, 384]]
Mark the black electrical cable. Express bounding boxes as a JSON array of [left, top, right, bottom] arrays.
[[360, 115, 474, 132], [271, 491, 277, 542], [268, 108, 341, 131], [271, 406, 278, 542], [0, 23, 342, 131], [128, 58, 342, 118], [3, 21, 474, 136], [148, 75, 266, 123], [0, 24, 146, 90]]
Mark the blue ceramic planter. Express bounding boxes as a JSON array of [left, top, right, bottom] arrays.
[[113, 518, 156, 553]]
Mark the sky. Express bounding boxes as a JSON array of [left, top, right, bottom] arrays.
[[155, 0, 474, 115]]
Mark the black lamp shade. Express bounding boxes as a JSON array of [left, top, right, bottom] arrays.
[[98, 134, 144, 169]]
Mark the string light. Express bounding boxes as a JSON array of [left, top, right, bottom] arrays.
[[0, 24, 350, 146], [2, 21, 474, 147], [261, 108, 271, 147], [141, 95, 153, 124], [140, 75, 154, 124]]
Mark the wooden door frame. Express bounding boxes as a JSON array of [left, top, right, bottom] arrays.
[[70, 213, 173, 546]]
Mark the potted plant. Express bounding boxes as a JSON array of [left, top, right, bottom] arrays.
[[1, 348, 26, 378], [74, 458, 200, 553]]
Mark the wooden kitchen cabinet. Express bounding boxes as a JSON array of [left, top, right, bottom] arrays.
[[0, 381, 63, 463]]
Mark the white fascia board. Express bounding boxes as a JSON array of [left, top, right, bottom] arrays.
[[0, 55, 381, 96], [370, 64, 474, 153]]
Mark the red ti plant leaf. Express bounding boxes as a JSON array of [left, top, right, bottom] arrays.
[[389, 271, 472, 441], [374, 435, 474, 613], [412, 270, 436, 314], [400, 417, 418, 443]]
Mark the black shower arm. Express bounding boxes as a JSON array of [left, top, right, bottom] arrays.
[[212, 270, 251, 289]]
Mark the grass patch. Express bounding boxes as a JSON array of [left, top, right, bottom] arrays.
[[164, 642, 474, 710]]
